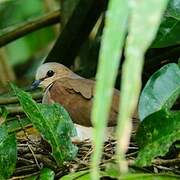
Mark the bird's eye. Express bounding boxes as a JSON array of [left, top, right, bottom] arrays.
[[46, 70, 54, 77]]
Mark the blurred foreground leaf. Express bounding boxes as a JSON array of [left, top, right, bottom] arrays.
[[61, 170, 90, 180], [139, 63, 180, 121], [0, 124, 17, 180], [61, 169, 180, 180], [11, 84, 78, 166], [116, 0, 169, 173], [91, 0, 128, 178], [119, 173, 180, 180]]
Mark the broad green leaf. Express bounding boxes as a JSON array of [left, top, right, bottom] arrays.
[[91, 0, 128, 179], [135, 110, 180, 166], [136, 63, 180, 166], [25, 176, 38, 180], [0, 124, 17, 180], [11, 84, 78, 166], [61, 170, 90, 180], [61, 170, 180, 180], [166, 0, 180, 19], [103, 162, 120, 178], [102, 167, 180, 179], [139, 63, 180, 121], [39, 168, 55, 180], [116, 0, 169, 173], [152, 0, 180, 47], [120, 173, 180, 180]]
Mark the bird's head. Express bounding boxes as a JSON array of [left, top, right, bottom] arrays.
[[31, 62, 72, 90]]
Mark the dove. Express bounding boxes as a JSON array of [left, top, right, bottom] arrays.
[[32, 62, 139, 140]]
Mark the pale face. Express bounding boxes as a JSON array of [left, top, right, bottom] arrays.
[[32, 62, 71, 89]]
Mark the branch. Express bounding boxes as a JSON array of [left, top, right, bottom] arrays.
[[0, 91, 42, 105], [45, 0, 107, 67], [153, 158, 180, 166], [0, 10, 60, 47]]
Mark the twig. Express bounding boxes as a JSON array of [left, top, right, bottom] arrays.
[[0, 10, 60, 47], [127, 158, 180, 168], [153, 158, 180, 166], [3, 105, 23, 114], [11, 171, 40, 179], [28, 144, 42, 170], [82, 148, 93, 161], [23, 153, 57, 170], [35, 154, 57, 169], [16, 115, 42, 170], [0, 91, 42, 105], [14, 164, 38, 174], [126, 151, 138, 158], [17, 157, 34, 165], [155, 165, 173, 171]]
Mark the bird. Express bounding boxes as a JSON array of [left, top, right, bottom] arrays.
[[32, 62, 139, 140]]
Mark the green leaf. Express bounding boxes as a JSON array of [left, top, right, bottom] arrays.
[[137, 63, 180, 166], [116, 0, 169, 173], [91, 0, 128, 178], [11, 83, 78, 166], [103, 162, 121, 178], [0, 124, 17, 180], [24, 175, 38, 180], [0, 107, 8, 125], [139, 63, 180, 121], [7, 117, 31, 133], [103, 166, 180, 179], [166, 0, 180, 19], [61, 170, 90, 180], [61, 170, 180, 180], [152, 0, 180, 47], [135, 110, 180, 166], [39, 168, 55, 180], [120, 173, 180, 180]]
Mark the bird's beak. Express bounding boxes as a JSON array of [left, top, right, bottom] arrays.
[[30, 79, 41, 90]]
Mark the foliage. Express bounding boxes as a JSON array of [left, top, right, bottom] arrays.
[[39, 168, 55, 180], [11, 84, 78, 166], [0, 0, 56, 66], [136, 110, 180, 166], [139, 63, 180, 120], [0, 0, 180, 179], [61, 169, 180, 180], [91, 0, 128, 178], [116, 0, 169, 172], [136, 63, 180, 166], [91, 0, 169, 178], [61, 170, 90, 180], [0, 124, 17, 180], [152, 0, 180, 47]]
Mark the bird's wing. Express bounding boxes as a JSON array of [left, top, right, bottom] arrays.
[[55, 77, 94, 99], [56, 77, 121, 115], [46, 77, 94, 126]]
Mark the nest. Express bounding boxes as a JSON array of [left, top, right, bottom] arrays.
[[10, 135, 180, 180]]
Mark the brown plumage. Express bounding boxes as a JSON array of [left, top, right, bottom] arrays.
[[33, 62, 138, 129]]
